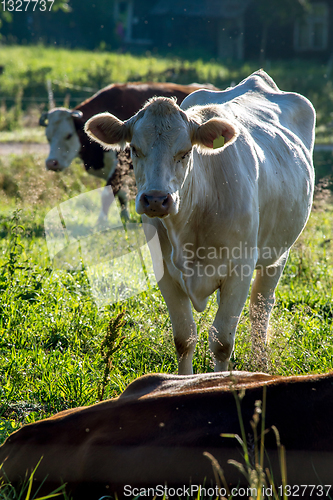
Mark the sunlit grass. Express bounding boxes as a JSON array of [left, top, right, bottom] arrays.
[[0, 151, 332, 455], [1, 45, 333, 141], [0, 46, 332, 499], [0, 128, 47, 143]]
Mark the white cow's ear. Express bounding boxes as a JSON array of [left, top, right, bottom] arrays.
[[192, 118, 238, 149], [85, 112, 132, 150], [71, 110, 83, 119]]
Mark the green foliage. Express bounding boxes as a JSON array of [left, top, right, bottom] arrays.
[[0, 50, 332, 497], [0, 8, 12, 33], [98, 311, 126, 401], [52, 0, 71, 12], [252, 0, 310, 65], [1, 210, 25, 280], [208, 388, 288, 500], [0, 89, 23, 132], [0, 461, 67, 499], [313, 151, 333, 181], [0, 152, 180, 446], [0, 46, 333, 140], [254, 0, 310, 25], [0, 150, 331, 451]]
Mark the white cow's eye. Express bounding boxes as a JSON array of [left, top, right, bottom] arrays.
[[66, 133, 73, 140], [131, 146, 139, 158], [178, 150, 191, 162]]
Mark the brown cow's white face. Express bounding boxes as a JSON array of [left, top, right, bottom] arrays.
[[129, 110, 193, 217], [42, 109, 82, 172], [85, 97, 238, 218]]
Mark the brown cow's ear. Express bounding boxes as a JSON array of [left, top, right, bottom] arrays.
[[85, 113, 132, 149], [192, 118, 238, 149]]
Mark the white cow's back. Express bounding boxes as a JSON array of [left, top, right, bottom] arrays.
[[181, 70, 315, 153], [180, 69, 315, 268]]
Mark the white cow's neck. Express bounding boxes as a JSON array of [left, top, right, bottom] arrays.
[[162, 148, 227, 238]]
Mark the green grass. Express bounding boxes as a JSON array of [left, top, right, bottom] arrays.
[[0, 152, 178, 444], [0, 46, 332, 496], [0, 128, 46, 143], [0, 150, 332, 454], [1, 45, 333, 140]]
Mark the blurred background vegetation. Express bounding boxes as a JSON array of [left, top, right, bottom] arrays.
[[0, 0, 332, 147]]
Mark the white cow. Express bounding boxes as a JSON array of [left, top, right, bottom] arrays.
[[85, 70, 315, 374]]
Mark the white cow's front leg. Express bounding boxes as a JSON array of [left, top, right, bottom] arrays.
[[210, 271, 254, 371], [158, 264, 197, 375]]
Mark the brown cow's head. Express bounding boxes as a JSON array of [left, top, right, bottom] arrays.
[[40, 108, 83, 172]]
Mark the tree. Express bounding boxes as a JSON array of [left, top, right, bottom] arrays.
[[0, 0, 72, 42], [0, 8, 12, 38], [254, 0, 310, 66], [53, 0, 71, 11]]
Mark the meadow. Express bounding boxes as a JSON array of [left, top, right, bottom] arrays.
[[1, 45, 333, 142], [0, 153, 332, 500], [0, 46, 332, 499]]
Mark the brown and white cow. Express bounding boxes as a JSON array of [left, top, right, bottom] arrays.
[[40, 82, 217, 221], [0, 371, 332, 499], [85, 70, 315, 374]]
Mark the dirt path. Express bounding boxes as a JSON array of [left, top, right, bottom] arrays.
[[0, 142, 48, 156]]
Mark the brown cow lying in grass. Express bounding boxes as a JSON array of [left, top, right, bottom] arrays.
[[0, 371, 332, 499]]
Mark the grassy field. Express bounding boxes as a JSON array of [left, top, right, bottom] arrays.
[[0, 46, 333, 499], [1, 45, 333, 142], [0, 149, 332, 447]]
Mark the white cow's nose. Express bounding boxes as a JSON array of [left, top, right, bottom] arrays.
[[139, 190, 173, 218], [46, 159, 61, 171]]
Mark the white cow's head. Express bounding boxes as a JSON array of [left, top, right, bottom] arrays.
[[40, 108, 83, 172], [85, 97, 237, 218]]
